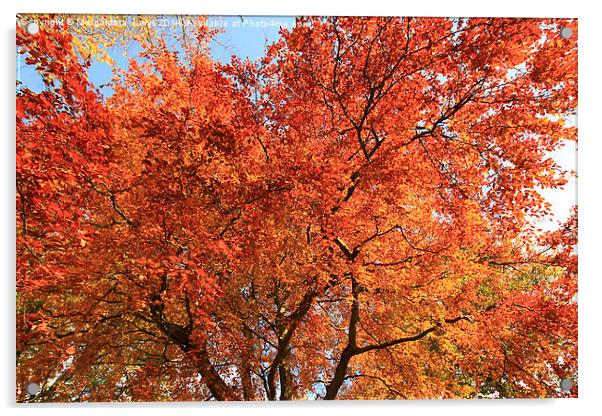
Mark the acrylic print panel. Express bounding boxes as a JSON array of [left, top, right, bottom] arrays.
[[15, 14, 577, 402]]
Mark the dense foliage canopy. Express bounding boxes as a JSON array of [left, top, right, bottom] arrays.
[[16, 16, 577, 401]]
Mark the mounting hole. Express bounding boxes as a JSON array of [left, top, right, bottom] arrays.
[[25, 22, 39, 35], [560, 378, 573, 391], [559, 27, 573, 39], [25, 382, 40, 396]]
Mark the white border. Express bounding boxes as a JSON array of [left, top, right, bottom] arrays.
[[3, 1, 601, 416], [8, 0, 582, 17]]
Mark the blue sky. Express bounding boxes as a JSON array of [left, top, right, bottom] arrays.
[[209, 16, 296, 62], [17, 15, 296, 95]]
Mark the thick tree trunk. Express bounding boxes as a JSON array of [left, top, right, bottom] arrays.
[[267, 287, 319, 400], [278, 360, 294, 400], [324, 275, 361, 400], [324, 346, 354, 399], [241, 326, 255, 400], [195, 347, 240, 401]]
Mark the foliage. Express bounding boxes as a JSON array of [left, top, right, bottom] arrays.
[[16, 16, 577, 401]]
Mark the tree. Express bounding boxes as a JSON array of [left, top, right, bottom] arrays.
[[16, 16, 577, 401]]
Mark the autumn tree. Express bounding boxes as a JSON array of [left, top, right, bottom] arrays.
[[16, 16, 577, 401]]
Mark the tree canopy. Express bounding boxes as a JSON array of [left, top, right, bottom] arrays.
[[16, 16, 577, 401]]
